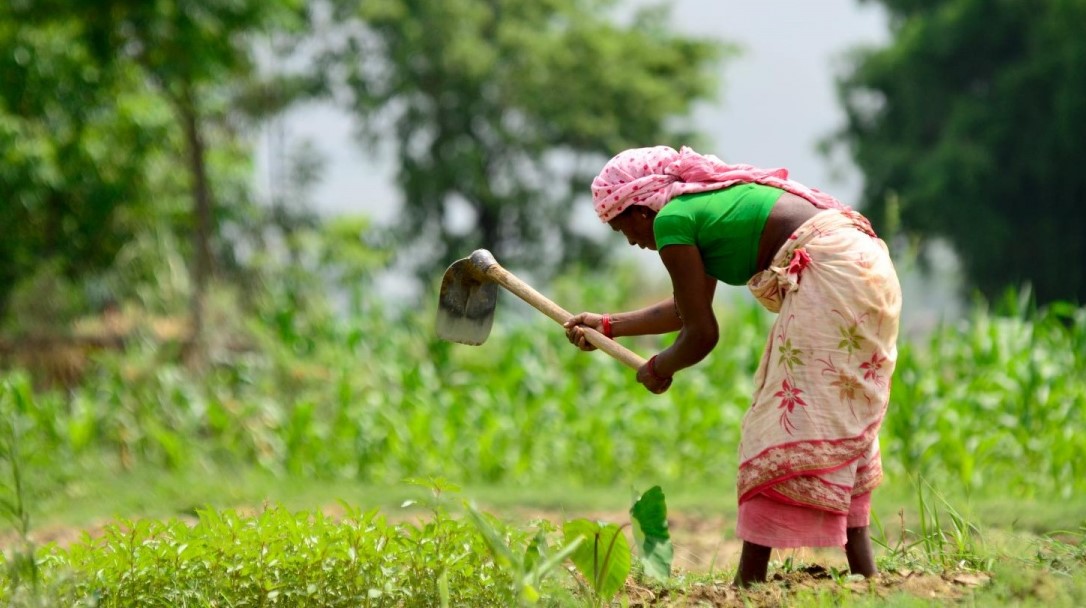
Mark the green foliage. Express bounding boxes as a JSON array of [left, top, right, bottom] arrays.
[[629, 485, 673, 583], [1, 477, 653, 606], [871, 477, 990, 573], [1, 276, 1084, 500], [0, 375, 53, 604], [558, 485, 673, 605], [563, 518, 631, 604], [0, 12, 177, 318], [333, 0, 730, 278], [882, 295, 1086, 498], [1, 481, 1085, 607], [0, 0, 320, 326], [0, 504, 527, 606], [832, 0, 1086, 304], [0, 263, 88, 337], [467, 503, 582, 606]]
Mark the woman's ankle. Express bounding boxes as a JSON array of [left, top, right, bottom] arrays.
[[845, 526, 878, 577], [733, 541, 772, 587]]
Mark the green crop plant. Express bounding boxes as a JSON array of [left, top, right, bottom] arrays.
[[1, 272, 1084, 505], [0, 377, 38, 598], [0, 484, 670, 607], [563, 518, 630, 605], [6, 503, 529, 606], [467, 504, 582, 606], [561, 485, 673, 606]]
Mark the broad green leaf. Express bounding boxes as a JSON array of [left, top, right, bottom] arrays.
[[629, 485, 673, 582], [562, 519, 631, 602]]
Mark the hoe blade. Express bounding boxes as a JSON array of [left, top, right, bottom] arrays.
[[436, 257, 498, 345]]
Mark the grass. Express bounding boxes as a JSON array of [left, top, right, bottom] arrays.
[[18, 451, 1084, 551]]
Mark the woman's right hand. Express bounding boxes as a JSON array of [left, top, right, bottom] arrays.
[[563, 312, 605, 351]]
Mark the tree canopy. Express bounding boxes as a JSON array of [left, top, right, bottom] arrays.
[[0, 11, 176, 319], [333, 0, 727, 277], [1, 0, 726, 323], [0, 0, 315, 330], [833, 0, 1086, 304]]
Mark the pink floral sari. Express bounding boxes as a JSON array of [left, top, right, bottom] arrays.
[[738, 209, 901, 537]]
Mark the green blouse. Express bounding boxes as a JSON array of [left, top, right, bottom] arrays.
[[653, 184, 784, 285]]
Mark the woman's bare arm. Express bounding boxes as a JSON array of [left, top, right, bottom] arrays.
[[609, 298, 683, 337], [650, 245, 719, 377]]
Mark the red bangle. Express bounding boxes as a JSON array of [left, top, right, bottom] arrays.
[[601, 314, 613, 339], [647, 355, 672, 381]]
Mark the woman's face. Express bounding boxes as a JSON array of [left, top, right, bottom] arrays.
[[609, 206, 658, 250]]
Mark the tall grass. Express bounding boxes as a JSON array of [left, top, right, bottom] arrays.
[[0, 271, 1082, 500]]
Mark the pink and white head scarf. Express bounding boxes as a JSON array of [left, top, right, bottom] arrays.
[[591, 145, 849, 223]]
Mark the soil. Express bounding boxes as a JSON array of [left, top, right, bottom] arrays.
[[2, 507, 991, 606], [511, 507, 990, 606], [626, 566, 990, 607]]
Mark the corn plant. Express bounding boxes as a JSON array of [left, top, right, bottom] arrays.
[[1, 274, 1084, 503], [0, 375, 52, 603]]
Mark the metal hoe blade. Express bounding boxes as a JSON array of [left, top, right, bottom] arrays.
[[435, 256, 498, 345]]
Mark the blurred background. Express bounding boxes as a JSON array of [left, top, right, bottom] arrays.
[[1, 0, 1084, 526]]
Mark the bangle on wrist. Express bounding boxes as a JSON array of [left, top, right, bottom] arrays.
[[601, 314, 613, 339], [647, 355, 672, 381]]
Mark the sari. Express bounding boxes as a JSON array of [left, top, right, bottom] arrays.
[[736, 209, 901, 547]]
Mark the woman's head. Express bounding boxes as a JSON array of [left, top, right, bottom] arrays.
[[591, 146, 681, 223], [608, 204, 658, 250], [589, 145, 849, 245]]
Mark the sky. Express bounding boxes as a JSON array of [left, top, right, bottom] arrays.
[[257, 0, 891, 224]]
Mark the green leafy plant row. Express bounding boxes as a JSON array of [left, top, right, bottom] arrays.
[[1, 285, 1083, 499], [0, 482, 674, 608]]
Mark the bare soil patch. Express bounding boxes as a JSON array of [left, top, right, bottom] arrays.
[[510, 506, 991, 606], [626, 566, 990, 607]]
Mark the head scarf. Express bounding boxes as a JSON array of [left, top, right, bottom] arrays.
[[591, 145, 849, 223]]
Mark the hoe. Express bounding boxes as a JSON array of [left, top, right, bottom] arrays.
[[436, 249, 646, 370]]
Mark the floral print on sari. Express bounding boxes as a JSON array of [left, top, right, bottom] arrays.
[[741, 210, 901, 514]]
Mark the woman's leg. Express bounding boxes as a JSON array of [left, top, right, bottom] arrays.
[[733, 541, 772, 587], [844, 526, 877, 577]]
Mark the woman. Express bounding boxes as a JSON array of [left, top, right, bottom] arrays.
[[564, 145, 901, 586]]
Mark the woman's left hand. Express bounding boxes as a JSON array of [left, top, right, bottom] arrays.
[[637, 356, 673, 394]]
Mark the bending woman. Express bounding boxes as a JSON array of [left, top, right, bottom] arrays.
[[564, 145, 901, 586]]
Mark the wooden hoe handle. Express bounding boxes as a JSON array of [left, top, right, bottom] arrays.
[[479, 260, 648, 371]]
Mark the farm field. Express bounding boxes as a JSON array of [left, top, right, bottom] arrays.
[[1, 285, 1084, 606], [5, 0, 1086, 604]]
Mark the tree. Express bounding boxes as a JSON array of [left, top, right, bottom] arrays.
[[333, 0, 727, 278], [831, 0, 1086, 304], [78, 0, 313, 352], [3, 0, 318, 347], [0, 12, 176, 320]]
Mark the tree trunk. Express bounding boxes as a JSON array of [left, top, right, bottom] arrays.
[[477, 203, 500, 256], [176, 80, 214, 365]]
